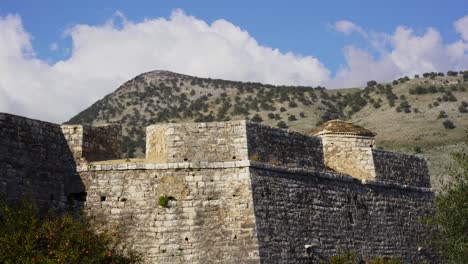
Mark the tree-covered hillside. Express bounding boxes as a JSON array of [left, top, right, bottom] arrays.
[[66, 70, 468, 190]]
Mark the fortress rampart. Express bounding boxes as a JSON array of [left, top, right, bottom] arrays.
[[0, 113, 435, 263], [61, 123, 121, 163]]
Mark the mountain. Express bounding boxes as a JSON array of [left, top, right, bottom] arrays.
[[66, 70, 468, 189]]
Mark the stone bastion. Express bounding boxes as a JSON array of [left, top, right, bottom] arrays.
[[0, 113, 435, 263]]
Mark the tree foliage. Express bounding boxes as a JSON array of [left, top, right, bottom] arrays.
[[0, 196, 141, 264], [443, 120, 456, 129], [426, 134, 468, 263]]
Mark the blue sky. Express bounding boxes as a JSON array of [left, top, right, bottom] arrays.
[[0, 1, 467, 122], [2, 0, 467, 71]]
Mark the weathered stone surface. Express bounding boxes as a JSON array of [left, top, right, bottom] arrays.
[[61, 124, 121, 163], [246, 122, 326, 170], [80, 167, 259, 264], [319, 134, 376, 180], [373, 149, 430, 188], [146, 121, 248, 163], [0, 113, 81, 211], [249, 164, 434, 263], [0, 114, 436, 263], [146, 125, 169, 163]]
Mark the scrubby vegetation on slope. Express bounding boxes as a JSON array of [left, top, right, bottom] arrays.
[[66, 70, 468, 189]]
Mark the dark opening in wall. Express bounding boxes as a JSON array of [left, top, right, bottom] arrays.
[[183, 158, 188, 161], [50, 194, 54, 201], [38, 172, 49, 179], [100, 196, 106, 202], [67, 192, 87, 210], [232, 156, 236, 160], [348, 211, 354, 224], [68, 192, 87, 202]]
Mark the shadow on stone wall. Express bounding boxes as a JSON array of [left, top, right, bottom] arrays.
[[372, 149, 431, 188], [246, 123, 326, 170], [0, 113, 85, 213]]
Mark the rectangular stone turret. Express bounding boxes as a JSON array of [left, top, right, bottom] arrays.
[[61, 124, 121, 163], [146, 121, 326, 170]]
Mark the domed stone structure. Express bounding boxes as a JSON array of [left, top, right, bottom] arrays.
[[309, 120, 377, 180]]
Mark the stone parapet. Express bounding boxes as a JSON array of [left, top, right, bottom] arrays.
[[61, 124, 121, 163], [246, 123, 326, 170], [146, 121, 248, 163], [249, 161, 432, 193], [0, 113, 81, 211], [372, 149, 431, 188]]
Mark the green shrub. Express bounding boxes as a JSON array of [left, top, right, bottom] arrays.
[[251, 114, 263, 123], [158, 196, 171, 208], [414, 146, 423, 153], [426, 137, 468, 263], [443, 120, 456, 129], [437, 111, 448, 119], [0, 196, 141, 264], [459, 102, 467, 113], [329, 250, 357, 264], [288, 101, 298, 108], [367, 80, 377, 87], [277, 121, 288, 129], [369, 257, 403, 264]]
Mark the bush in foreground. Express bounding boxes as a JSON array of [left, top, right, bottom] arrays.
[[0, 196, 141, 264], [426, 135, 468, 263]]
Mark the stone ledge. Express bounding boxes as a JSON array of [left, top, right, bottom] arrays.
[[249, 161, 433, 193], [78, 160, 431, 192], [78, 160, 252, 172]]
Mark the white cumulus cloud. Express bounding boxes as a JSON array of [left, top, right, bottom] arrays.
[[0, 11, 468, 122], [49, 42, 58, 51], [333, 20, 367, 37], [0, 10, 330, 123], [455, 15, 468, 41], [328, 16, 468, 88]]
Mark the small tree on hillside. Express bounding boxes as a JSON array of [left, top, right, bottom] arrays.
[[288, 115, 297, 121], [443, 120, 456, 129], [251, 114, 263, 123], [277, 121, 288, 129], [367, 80, 377, 87], [426, 133, 468, 263], [437, 111, 448, 119]]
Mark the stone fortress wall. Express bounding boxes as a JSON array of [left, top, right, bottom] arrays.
[[0, 112, 436, 263], [146, 121, 248, 163], [372, 149, 430, 188], [0, 113, 77, 210], [61, 123, 121, 163]]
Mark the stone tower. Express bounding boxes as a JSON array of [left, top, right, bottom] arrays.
[[310, 120, 376, 181]]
